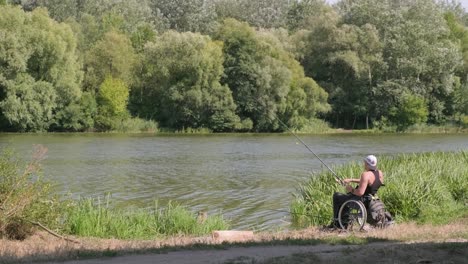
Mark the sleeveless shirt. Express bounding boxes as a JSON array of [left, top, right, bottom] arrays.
[[364, 170, 382, 195]]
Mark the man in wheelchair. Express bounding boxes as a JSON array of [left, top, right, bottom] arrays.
[[329, 155, 393, 230]]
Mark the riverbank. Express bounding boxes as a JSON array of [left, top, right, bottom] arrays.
[[292, 151, 468, 227], [1, 121, 467, 135], [0, 221, 466, 263], [2, 146, 467, 239], [1, 148, 467, 262]]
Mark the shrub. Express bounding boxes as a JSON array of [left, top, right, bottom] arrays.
[[0, 146, 63, 240], [389, 93, 428, 132], [114, 118, 158, 133], [460, 115, 468, 128], [294, 118, 332, 134]]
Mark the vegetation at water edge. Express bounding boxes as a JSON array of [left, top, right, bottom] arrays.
[[0, 1, 468, 132], [0, 147, 228, 240], [291, 151, 468, 227], [65, 198, 228, 240]]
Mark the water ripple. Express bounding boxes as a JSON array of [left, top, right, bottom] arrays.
[[0, 133, 466, 230]]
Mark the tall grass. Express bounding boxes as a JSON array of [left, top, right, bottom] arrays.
[[404, 123, 467, 133], [295, 118, 332, 134], [114, 118, 158, 133], [174, 127, 213, 134], [64, 198, 229, 239], [291, 151, 468, 227]]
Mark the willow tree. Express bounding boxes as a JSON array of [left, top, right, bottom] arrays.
[[0, 6, 82, 131]]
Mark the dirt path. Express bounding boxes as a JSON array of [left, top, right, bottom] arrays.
[[55, 243, 373, 264], [1, 222, 467, 263], [55, 243, 354, 264], [53, 240, 468, 264]]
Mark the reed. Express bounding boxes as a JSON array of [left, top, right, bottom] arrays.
[[291, 151, 468, 227], [64, 199, 229, 239]]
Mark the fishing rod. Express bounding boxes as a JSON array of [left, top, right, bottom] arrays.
[[252, 101, 344, 185], [268, 114, 345, 186]]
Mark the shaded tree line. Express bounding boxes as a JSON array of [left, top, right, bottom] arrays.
[[0, 0, 467, 132]]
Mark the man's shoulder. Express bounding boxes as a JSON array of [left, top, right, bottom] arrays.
[[361, 171, 372, 180]]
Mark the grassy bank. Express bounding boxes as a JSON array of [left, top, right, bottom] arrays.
[[291, 151, 468, 227], [64, 198, 228, 239], [0, 147, 228, 240]]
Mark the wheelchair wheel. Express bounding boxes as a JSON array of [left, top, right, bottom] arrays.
[[338, 200, 367, 231]]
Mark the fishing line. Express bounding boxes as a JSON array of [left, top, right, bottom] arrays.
[[263, 111, 344, 186]]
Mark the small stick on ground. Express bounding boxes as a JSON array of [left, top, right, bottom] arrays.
[[27, 220, 80, 244]]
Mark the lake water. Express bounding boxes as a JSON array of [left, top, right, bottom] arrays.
[[0, 133, 466, 230]]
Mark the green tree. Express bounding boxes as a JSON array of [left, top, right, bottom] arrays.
[[150, 0, 217, 33], [130, 24, 157, 52], [215, 19, 329, 131], [286, 0, 330, 31], [301, 0, 462, 128], [445, 11, 468, 75], [300, 12, 384, 128], [455, 82, 468, 115], [0, 75, 56, 132], [215, 19, 287, 131], [95, 76, 129, 130], [257, 29, 330, 129], [337, 0, 461, 125], [389, 93, 428, 131], [0, 6, 82, 131], [36, 0, 158, 55], [35, 0, 84, 22], [214, 0, 291, 29], [53, 91, 97, 131], [136, 31, 240, 131], [84, 31, 136, 92]]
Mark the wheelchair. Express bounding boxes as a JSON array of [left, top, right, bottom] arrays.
[[337, 195, 372, 231]]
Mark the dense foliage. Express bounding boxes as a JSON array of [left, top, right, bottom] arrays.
[[1, 0, 468, 132]]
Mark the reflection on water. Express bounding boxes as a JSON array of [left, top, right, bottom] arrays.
[[0, 133, 466, 229]]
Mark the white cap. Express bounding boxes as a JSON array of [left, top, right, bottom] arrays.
[[364, 155, 377, 170]]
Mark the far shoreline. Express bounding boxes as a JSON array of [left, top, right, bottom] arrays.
[[0, 127, 467, 136]]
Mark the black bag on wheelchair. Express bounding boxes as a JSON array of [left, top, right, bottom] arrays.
[[367, 197, 394, 228]]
